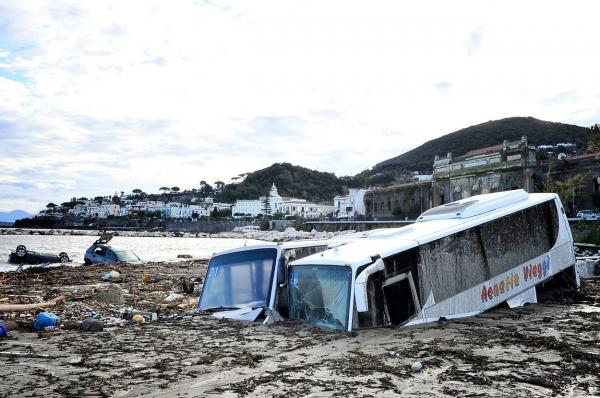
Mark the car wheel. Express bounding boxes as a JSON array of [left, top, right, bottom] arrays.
[[59, 252, 70, 263], [16, 245, 27, 257]]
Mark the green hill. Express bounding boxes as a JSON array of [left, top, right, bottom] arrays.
[[375, 116, 588, 174], [216, 163, 347, 203]]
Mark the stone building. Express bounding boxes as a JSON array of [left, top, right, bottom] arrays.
[[431, 136, 538, 206], [364, 181, 432, 220]]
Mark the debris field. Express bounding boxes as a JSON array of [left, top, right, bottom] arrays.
[[0, 262, 599, 397]]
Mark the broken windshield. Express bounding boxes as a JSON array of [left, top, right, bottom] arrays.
[[199, 248, 277, 311], [288, 265, 352, 331]]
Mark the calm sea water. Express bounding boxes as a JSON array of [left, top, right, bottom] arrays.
[[0, 234, 262, 272]]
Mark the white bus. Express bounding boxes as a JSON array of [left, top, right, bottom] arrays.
[[198, 240, 347, 321], [287, 190, 577, 331]]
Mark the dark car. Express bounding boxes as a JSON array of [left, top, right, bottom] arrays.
[[8, 245, 70, 265], [83, 233, 140, 265]]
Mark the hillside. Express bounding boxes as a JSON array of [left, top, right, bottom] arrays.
[[375, 117, 588, 173], [216, 163, 347, 203]]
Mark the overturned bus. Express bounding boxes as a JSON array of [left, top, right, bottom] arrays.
[[286, 190, 577, 332]]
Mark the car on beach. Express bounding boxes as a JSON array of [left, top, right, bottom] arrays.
[[8, 244, 70, 266], [576, 210, 600, 221], [84, 233, 140, 265]]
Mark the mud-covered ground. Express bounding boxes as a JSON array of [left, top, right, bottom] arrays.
[[1, 263, 599, 397]]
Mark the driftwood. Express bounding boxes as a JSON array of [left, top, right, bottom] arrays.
[[0, 295, 66, 312]]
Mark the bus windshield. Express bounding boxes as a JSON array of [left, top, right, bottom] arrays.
[[199, 248, 277, 311], [288, 265, 352, 331]]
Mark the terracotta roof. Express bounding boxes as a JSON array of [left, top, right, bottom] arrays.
[[454, 144, 503, 161]]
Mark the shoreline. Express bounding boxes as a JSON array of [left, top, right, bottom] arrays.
[[0, 227, 355, 242]]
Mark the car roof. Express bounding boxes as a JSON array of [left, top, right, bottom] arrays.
[[210, 239, 332, 258]]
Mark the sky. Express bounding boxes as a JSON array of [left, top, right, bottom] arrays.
[[0, 0, 599, 213]]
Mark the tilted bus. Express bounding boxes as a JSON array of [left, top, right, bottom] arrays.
[[286, 190, 577, 331]]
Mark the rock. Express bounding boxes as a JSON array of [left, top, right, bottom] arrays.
[[3, 320, 18, 331], [180, 278, 195, 294], [102, 270, 122, 283], [410, 362, 423, 372], [164, 293, 185, 302], [80, 319, 104, 332], [92, 285, 125, 304], [132, 314, 145, 324]]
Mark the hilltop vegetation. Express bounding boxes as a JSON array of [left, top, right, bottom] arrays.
[[375, 117, 588, 174], [216, 163, 347, 203]]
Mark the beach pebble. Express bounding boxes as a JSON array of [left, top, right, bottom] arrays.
[[102, 270, 122, 282], [410, 362, 423, 372]]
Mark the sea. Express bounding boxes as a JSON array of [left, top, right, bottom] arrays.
[[0, 234, 262, 272]]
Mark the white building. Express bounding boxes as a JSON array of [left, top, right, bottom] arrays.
[[96, 204, 120, 218], [232, 199, 263, 216], [166, 203, 209, 219], [333, 189, 367, 219], [232, 183, 323, 218]]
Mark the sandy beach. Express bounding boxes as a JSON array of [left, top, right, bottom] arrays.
[[1, 261, 599, 398]]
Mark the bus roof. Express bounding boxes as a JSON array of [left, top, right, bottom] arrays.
[[291, 191, 560, 270], [210, 239, 335, 258]]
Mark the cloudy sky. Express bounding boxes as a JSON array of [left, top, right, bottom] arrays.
[[1, 0, 599, 212]]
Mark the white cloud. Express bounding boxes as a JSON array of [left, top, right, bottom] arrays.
[[0, 0, 599, 211]]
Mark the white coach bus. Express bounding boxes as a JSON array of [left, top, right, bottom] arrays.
[[287, 190, 577, 332]]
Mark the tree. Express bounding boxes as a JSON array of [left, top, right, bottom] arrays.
[[262, 197, 272, 216], [200, 183, 213, 196], [132, 189, 142, 195], [61, 201, 76, 209], [260, 216, 270, 231], [588, 124, 600, 153], [544, 165, 587, 215], [159, 187, 170, 194], [272, 210, 286, 220], [46, 203, 57, 212], [214, 181, 225, 190], [171, 186, 180, 193]]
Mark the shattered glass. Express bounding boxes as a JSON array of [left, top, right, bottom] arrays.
[[289, 266, 352, 331]]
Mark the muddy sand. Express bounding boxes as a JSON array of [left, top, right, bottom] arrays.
[[1, 262, 599, 397]]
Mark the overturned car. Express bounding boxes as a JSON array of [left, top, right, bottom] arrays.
[[8, 245, 70, 266], [287, 190, 578, 331], [84, 233, 140, 265]]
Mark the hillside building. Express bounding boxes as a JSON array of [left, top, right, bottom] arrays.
[[232, 183, 323, 218], [333, 189, 367, 219], [365, 181, 432, 220], [431, 136, 538, 206]]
